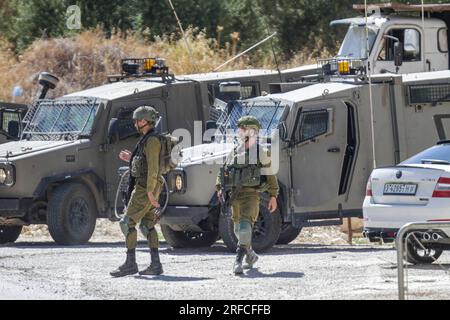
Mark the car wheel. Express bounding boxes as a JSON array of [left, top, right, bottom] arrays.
[[277, 224, 302, 245], [47, 183, 97, 245], [406, 234, 443, 264], [0, 225, 23, 244], [219, 195, 282, 253], [161, 225, 219, 248]]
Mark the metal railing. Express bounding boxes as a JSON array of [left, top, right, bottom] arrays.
[[396, 222, 450, 300]]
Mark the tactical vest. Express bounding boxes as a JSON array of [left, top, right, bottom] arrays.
[[130, 131, 178, 188], [221, 143, 263, 189]]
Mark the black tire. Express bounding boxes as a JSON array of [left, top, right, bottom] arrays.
[[0, 225, 23, 244], [406, 234, 443, 264], [277, 224, 302, 245], [47, 183, 97, 245], [219, 197, 282, 253], [161, 225, 219, 248]]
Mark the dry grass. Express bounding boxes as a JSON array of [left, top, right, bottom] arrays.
[[0, 27, 337, 104]]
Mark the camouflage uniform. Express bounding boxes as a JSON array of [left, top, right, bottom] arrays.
[[216, 116, 279, 275], [111, 106, 164, 278]]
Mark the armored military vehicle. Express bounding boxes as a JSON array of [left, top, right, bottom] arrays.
[[0, 57, 317, 245], [151, 3, 450, 252], [0, 103, 27, 144]]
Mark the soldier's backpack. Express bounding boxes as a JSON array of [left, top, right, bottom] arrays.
[[157, 133, 181, 175]]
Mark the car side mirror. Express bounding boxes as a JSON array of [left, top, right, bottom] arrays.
[[394, 42, 404, 67], [278, 121, 289, 142]]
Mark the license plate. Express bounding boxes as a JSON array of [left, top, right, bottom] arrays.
[[383, 183, 417, 196]]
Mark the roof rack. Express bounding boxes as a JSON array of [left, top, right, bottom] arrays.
[[353, 3, 450, 14], [107, 58, 175, 84]]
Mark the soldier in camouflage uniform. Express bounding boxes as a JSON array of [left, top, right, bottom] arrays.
[[216, 116, 279, 275], [111, 106, 165, 277]]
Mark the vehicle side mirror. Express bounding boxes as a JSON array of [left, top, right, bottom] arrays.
[[206, 120, 218, 131], [107, 118, 119, 143], [278, 121, 289, 142], [394, 42, 403, 67]]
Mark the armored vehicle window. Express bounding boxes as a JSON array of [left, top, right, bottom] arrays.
[[294, 109, 330, 144], [22, 99, 99, 141], [1, 111, 20, 131], [438, 28, 448, 53], [116, 108, 139, 140], [378, 28, 421, 62]]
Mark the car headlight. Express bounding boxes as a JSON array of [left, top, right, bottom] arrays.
[[175, 175, 183, 191], [0, 164, 15, 187], [0, 169, 6, 184], [167, 169, 186, 194]]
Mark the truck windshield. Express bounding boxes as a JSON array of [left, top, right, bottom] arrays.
[[21, 98, 99, 141], [215, 100, 286, 138], [338, 25, 378, 59]]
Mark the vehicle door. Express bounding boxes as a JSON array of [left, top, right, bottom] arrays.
[[104, 98, 167, 210], [374, 27, 425, 74], [289, 101, 348, 209]]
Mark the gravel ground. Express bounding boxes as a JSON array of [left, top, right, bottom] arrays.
[[1, 220, 450, 300]]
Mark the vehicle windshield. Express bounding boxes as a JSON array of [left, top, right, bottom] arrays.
[[214, 100, 286, 139], [337, 25, 378, 59], [22, 99, 99, 141], [402, 144, 450, 165]]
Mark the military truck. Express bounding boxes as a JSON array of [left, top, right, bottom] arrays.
[[0, 58, 317, 245], [152, 3, 450, 252], [0, 103, 27, 144]]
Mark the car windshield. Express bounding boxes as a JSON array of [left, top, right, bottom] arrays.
[[337, 25, 378, 59], [402, 144, 450, 165], [22, 98, 99, 141], [214, 100, 286, 139]]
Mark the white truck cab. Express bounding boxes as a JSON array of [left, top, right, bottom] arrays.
[[331, 3, 450, 75]]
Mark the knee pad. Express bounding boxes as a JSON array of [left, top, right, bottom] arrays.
[[139, 224, 155, 239], [238, 220, 253, 247], [120, 216, 137, 236]]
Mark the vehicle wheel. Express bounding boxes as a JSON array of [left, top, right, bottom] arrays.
[[219, 197, 282, 253], [0, 225, 23, 244], [277, 224, 302, 245], [47, 183, 97, 245], [406, 234, 443, 264], [161, 225, 219, 248]]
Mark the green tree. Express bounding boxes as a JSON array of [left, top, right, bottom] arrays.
[[13, 0, 68, 51]]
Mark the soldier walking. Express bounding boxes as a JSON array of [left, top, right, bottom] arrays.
[[216, 116, 279, 275], [111, 106, 165, 277]]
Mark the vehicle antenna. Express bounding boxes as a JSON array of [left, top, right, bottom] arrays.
[[166, 0, 198, 73], [421, 0, 426, 72], [267, 28, 283, 82], [213, 32, 277, 72], [365, 0, 377, 169]]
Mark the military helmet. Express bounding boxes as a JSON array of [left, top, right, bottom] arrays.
[[237, 116, 261, 131], [133, 106, 160, 123]]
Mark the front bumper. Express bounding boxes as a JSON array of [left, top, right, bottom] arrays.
[[0, 198, 33, 218], [159, 206, 210, 231]]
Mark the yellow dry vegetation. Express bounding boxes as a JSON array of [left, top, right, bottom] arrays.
[[0, 28, 332, 103]]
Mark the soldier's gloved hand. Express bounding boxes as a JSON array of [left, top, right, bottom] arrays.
[[119, 150, 132, 163], [154, 207, 162, 222]]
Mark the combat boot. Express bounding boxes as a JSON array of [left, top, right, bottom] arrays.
[[243, 248, 259, 270], [139, 248, 164, 276], [110, 250, 139, 278], [233, 246, 247, 275]]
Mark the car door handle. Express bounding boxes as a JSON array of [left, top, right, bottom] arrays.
[[327, 147, 341, 153]]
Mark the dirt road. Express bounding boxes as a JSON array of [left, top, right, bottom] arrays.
[[1, 233, 450, 300]]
